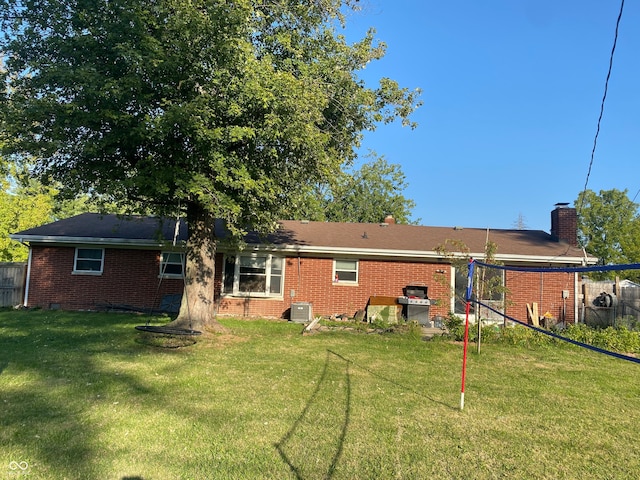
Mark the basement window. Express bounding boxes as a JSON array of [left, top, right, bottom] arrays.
[[73, 248, 104, 275]]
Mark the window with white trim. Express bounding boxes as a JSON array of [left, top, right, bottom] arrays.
[[74, 248, 104, 274], [222, 254, 284, 297], [333, 259, 358, 283], [160, 252, 184, 278]]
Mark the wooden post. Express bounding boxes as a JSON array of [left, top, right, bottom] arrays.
[[532, 302, 539, 327]]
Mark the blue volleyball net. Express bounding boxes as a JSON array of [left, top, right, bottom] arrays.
[[459, 260, 640, 410], [469, 259, 640, 365]]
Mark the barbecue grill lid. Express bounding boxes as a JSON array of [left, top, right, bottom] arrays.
[[403, 285, 428, 298]]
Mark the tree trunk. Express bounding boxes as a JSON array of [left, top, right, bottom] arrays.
[[168, 201, 227, 333]]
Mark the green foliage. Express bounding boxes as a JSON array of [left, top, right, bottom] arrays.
[[562, 323, 640, 354], [441, 314, 640, 355], [0, 162, 120, 261], [1, 0, 421, 322], [441, 314, 503, 343], [404, 319, 424, 341], [443, 312, 465, 341], [499, 324, 551, 348], [576, 189, 640, 280], [294, 155, 418, 224], [0, 0, 421, 237], [0, 172, 56, 261]]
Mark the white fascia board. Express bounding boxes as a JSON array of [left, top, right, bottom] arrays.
[[233, 244, 593, 265], [491, 253, 597, 265], [8, 234, 177, 248]]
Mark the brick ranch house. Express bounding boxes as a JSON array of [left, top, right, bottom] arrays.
[[11, 204, 596, 324]]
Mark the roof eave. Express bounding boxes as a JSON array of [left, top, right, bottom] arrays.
[[9, 234, 180, 248], [228, 244, 595, 265]]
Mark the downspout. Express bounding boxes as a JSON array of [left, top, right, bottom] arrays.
[[23, 244, 32, 307], [574, 271, 579, 324]]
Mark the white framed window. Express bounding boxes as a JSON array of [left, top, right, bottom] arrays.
[[160, 252, 184, 278], [73, 248, 104, 274], [333, 259, 358, 284], [222, 253, 284, 297]]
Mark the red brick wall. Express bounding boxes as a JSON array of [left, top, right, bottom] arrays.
[[214, 256, 452, 318], [26, 245, 580, 323], [505, 270, 578, 323], [27, 246, 183, 311]]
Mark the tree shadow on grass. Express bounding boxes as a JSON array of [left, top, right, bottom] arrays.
[[328, 349, 458, 411], [275, 350, 351, 480], [0, 311, 160, 479], [274, 345, 459, 479]]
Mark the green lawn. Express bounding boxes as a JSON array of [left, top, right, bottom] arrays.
[[1, 310, 639, 479]]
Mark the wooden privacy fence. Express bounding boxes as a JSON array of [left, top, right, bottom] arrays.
[[0, 263, 27, 307], [583, 280, 640, 328]]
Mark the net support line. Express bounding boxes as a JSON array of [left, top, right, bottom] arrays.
[[473, 260, 640, 274], [460, 259, 475, 411], [474, 300, 640, 365]]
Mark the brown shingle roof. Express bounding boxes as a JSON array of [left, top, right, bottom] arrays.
[[269, 220, 590, 264], [11, 213, 593, 264]]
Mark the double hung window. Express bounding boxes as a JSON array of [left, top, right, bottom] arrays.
[[160, 252, 184, 278], [73, 248, 104, 274], [333, 259, 358, 283], [223, 254, 283, 297]]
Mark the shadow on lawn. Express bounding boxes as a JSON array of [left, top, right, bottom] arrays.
[[275, 350, 352, 480], [0, 310, 158, 479], [275, 350, 457, 480], [275, 347, 458, 478], [328, 349, 458, 411]]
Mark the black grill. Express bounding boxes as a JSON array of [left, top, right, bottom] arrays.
[[403, 285, 428, 298], [399, 285, 430, 325]]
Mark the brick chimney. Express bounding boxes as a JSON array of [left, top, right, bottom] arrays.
[[551, 203, 578, 246], [383, 214, 396, 225]]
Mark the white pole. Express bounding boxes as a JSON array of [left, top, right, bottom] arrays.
[[23, 247, 32, 307]]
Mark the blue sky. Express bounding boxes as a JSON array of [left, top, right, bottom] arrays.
[[343, 0, 639, 232]]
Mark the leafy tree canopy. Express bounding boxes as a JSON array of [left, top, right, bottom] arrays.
[[576, 188, 640, 281], [293, 154, 418, 224], [0, 164, 56, 261], [0, 161, 118, 261], [0, 0, 421, 327]]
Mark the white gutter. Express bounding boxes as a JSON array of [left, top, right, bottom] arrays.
[[229, 244, 594, 265], [9, 234, 180, 248]]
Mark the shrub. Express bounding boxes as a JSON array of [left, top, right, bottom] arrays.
[[562, 324, 640, 354], [441, 317, 640, 355]]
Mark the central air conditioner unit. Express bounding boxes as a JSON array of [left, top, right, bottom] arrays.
[[290, 302, 312, 323]]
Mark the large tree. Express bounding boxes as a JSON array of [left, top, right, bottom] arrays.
[[576, 189, 640, 281], [1, 0, 420, 330]]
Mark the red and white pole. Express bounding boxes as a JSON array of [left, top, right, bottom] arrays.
[[460, 259, 475, 411]]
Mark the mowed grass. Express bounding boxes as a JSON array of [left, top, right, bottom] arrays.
[[1, 310, 639, 479]]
